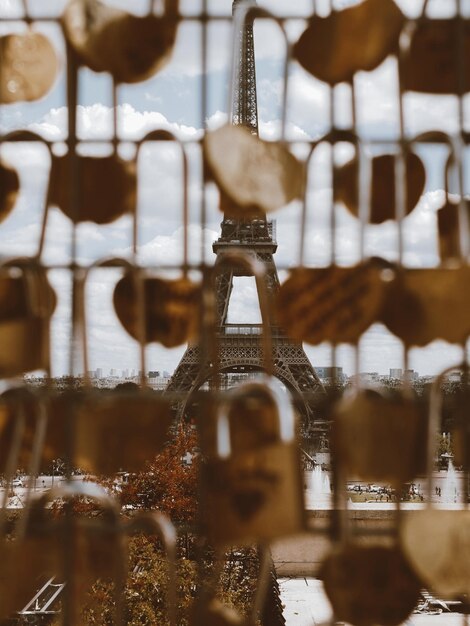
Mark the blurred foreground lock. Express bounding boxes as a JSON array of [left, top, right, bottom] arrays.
[[201, 376, 305, 547], [321, 544, 421, 626], [0, 259, 56, 378], [61, 0, 179, 84], [332, 388, 427, 486], [0, 31, 58, 103]]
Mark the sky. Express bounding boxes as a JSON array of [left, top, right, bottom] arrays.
[[0, 0, 468, 378]]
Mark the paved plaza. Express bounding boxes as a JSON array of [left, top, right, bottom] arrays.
[[279, 578, 468, 626]]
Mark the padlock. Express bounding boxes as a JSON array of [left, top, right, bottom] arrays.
[[0, 30, 58, 103], [48, 152, 137, 225], [114, 130, 201, 348], [320, 543, 421, 626], [401, 18, 470, 94], [0, 158, 19, 223], [294, 0, 404, 85], [336, 151, 425, 224], [203, 124, 304, 217], [49, 257, 174, 475], [332, 387, 427, 486], [429, 133, 469, 263], [204, 5, 303, 217], [380, 265, 470, 346], [277, 260, 387, 345], [1, 481, 125, 622], [61, 0, 179, 84], [0, 387, 50, 493], [200, 252, 305, 547], [401, 364, 470, 598], [0, 258, 56, 378]]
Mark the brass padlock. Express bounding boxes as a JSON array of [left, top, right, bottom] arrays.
[[48, 153, 137, 225], [401, 19, 470, 94], [114, 131, 201, 348], [332, 387, 427, 486], [277, 260, 387, 345], [294, 0, 404, 85], [203, 125, 304, 217], [336, 151, 425, 224], [0, 30, 58, 103], [75, 386, 172, 474], [0, 258, 56, 378], [321, 543, 421, 626], [61, 0, 179, 84], [380, 265, 470, 346], [49, 259, 174, 474], [2, 482, 125, 622], [200, 252, 305, 547], [435, 143, 468, 263], [400, 364, 470, 598]]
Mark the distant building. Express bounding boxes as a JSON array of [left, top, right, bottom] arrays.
[[148, 376, 170, 391], [404, 369, 419, 381], [315, 366, 345, 382], [389, 368, 403, 379], [349, 372, 380, 385], [122, 369, 129, 378], [148, 371, 160, 379], [95, 368, 103, 379], [110, 369, 118, 377]]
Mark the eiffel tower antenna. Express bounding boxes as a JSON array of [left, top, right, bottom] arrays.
[[167, 0, 325, 433], [231, 0, 259, 135]]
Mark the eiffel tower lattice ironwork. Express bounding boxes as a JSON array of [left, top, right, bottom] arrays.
[[166, 0, 324, 427]]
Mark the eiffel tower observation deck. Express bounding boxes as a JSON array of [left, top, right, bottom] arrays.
[[167, 0, 324, 433]]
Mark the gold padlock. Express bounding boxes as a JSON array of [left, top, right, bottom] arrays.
[[64, 258, 173, 474], [294, 0, 404, 85], [0, 258, 56, 378], [114, 131, 201, 348], [332, 387, 427, 486], [200, 252, 305, 547], [0, 30, 58, 104], [48, 152, 137, 225], [61, 0, 179, 84], [321, 543, 421, 626], [401, 18, 470, 94], [1, 482, 125, 622], [400, 365, 470, 598]]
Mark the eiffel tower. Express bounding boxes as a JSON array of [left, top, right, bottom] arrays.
[[167, 0, 324, 431]]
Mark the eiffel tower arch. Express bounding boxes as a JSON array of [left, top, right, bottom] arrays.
[[167, 0, 324, 431]]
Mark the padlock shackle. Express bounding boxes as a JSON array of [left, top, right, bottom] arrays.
[[426, 360, 469, 508], [298, 130, 360, 267], [1, 131, 52, 260], [136, 129, 189, 275], [78, 257, 151, 387], [215, 375, 296, 459]]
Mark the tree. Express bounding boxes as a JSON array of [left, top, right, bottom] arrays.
[[48, 423, 275, 625]]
